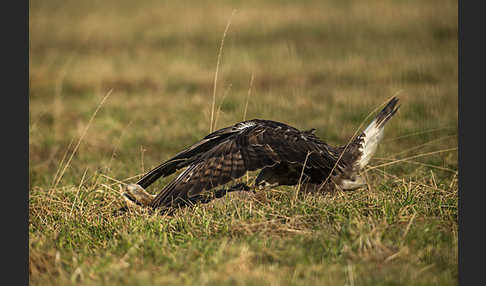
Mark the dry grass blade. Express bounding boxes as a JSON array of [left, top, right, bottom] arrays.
[[369, 167, 452, 193], [294, 151, 312, 205], [243, 72, 254, 121], [366, 147, 457, 171], [242, 72, 254, 185], [51, 89, 113, 192], [214, 83, 233, 130], [107, 119, 134, 173], [50, 137, 75, 191], [69, 168, 88, 218], [140, 145, 146, 174], [383, 126, 456, 142], [210, 9, 236, 133], [401, 212, 417, 246], [388, 135, 456, 158], [372, 157, 457, 173]]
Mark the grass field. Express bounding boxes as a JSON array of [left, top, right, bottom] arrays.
[[29, 0, 458, 285]]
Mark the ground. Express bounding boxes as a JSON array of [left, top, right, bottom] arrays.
[[29, 0, 458, 285]]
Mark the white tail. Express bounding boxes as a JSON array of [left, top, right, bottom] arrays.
[[356, 97, 400, 170]]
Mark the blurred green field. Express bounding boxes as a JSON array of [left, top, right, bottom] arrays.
[[29, 0, 458, 285]]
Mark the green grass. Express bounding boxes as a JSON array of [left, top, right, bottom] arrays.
[[29, 0, 457, 285]]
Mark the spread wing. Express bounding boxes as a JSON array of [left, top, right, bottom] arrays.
[[149, 119, 342, 210], [135, 124, 242, 188]]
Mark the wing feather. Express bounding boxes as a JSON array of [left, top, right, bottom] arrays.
[[150, 119, 341, 209]]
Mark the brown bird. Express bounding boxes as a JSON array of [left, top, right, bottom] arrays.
[[123, 97, 399, 213]]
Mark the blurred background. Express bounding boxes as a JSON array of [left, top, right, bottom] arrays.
[[29, 0, 457, 196], [29, 1, 458, 284]]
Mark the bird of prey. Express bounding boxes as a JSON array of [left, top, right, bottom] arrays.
[[123, 97, 399, 212]]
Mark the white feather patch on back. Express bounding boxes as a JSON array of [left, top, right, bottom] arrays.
[[235, 121, 256, 130]]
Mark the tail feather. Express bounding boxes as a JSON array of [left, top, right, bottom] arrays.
[[355, 97, 400, 169]]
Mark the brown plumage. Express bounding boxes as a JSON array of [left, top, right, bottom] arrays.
[[128, 97, 399, 212]]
